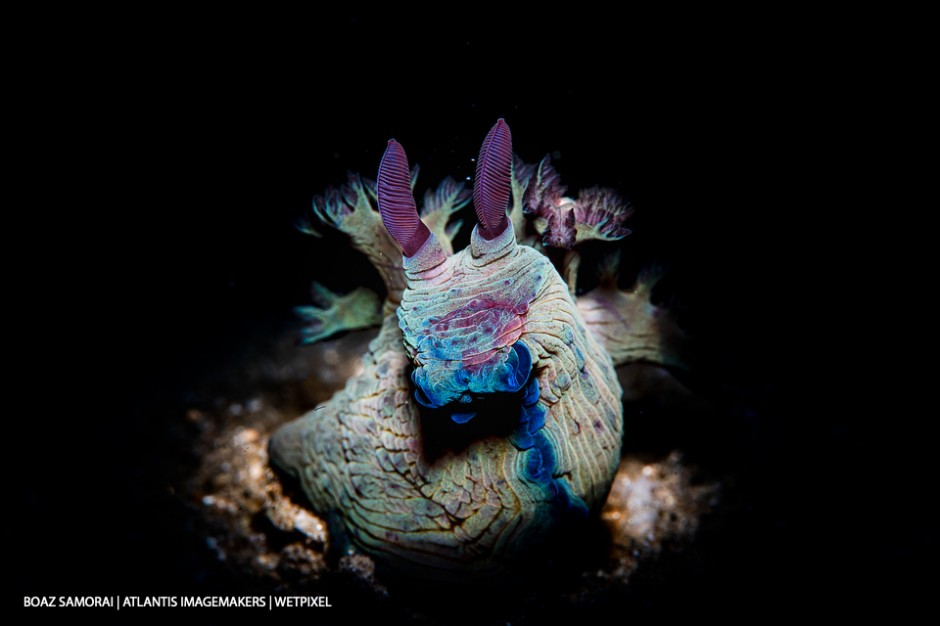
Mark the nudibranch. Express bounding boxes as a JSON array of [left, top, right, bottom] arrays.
[[270, 120, 680, 579]]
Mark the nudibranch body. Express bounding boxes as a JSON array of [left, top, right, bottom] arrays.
[[399, 219, 622, 517], [271, 120, 677, 579]]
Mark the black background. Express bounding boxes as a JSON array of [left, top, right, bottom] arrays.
[[8, 9, 929, 620]]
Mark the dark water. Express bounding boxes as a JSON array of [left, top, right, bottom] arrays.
[[10, 14, 929, 620]]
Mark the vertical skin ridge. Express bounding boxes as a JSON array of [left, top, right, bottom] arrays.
[[378, 140, 430, 256], [474, 119, 513, 240]]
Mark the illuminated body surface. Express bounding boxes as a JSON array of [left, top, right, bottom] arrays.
[[270, 120, 679, 578]]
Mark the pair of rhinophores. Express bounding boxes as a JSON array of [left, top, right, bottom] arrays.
[[270, 119, 680, 580]]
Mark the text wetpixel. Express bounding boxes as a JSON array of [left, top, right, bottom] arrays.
[[273, 596, 332, 608]]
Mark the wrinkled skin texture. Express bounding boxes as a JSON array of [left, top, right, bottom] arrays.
[[271, 226, 621, 578], [270, 123, 678, 580]]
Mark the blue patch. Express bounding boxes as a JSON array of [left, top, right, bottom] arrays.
[[522, 376, 540, 407], [511, 389, 588, 515], [504, 342, 532, 392], [510, 379, 542, 449], [450, 411, 477, 424], [411, 341, 534, 415], [511, 430, 535, 450], [525, 432, 554, 484]]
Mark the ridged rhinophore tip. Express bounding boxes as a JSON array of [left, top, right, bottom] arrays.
[[474, 119, 513, 240], [378, 140, 430, 256]]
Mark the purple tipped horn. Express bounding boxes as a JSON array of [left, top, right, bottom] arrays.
[[378, 139, 431, 257], [473, 119, 513, 240]]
